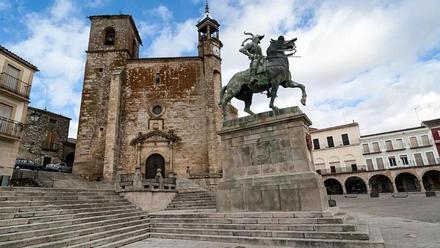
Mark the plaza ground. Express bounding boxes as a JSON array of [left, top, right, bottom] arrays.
[[125, 195, 440, 248]]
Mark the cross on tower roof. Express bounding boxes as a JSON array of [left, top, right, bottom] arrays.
[[204, 0, 209, 16]]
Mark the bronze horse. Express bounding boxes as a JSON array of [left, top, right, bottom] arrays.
[[218, 36, 307, 117]]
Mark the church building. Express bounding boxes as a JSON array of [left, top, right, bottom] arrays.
[[73, 11, 234, 181]]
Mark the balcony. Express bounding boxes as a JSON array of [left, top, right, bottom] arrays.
[[0, 72, 31, 99], [0, 116, 23, 139]]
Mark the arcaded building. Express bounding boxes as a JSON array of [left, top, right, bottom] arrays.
[[74, 14, 229, 181]]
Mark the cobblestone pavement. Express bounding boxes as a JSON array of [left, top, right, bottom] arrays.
[[124, 196, 440, 248]]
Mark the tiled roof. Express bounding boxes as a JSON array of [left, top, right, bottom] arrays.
[[0, 44, 39, 71]]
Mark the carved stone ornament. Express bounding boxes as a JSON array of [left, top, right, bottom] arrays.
[[129, 130, 182, 146]]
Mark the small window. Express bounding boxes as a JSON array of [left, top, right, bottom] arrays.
[[426, 152, 436, 165], [316, 170, 321, 175], [313, 138, 320, 150], [366, 159, 374, 170], [414, 153, 424, 166], [341, 133, 350, 145], [410, 137, 418, 148], [362, 144, 370, 154], [0, 103, 13, 119], [372, 142, 380, 152], [421, 135, 430, 146], [351, 164, 358, 172], [395, 139, 404, 149], [400, 155, 409, 165], [388, 156, 397, 166], [155, 73, 160, 85], [330, 166, 336, 173], [327, 136, 334, 148], [104, 27, 116, 45], [376, 158, 384, 170], [49, 118, 57, 124], [152, 105, 163, 115], [385, 140, 393, 151]]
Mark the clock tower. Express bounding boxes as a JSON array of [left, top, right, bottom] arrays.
[[197, 1, 222, 58]]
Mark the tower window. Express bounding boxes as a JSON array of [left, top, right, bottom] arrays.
[[104, 27, 115, 45], [155, 73, 160, 85]]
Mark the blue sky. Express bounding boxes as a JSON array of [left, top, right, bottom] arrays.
[[1, 0, 439, 138]]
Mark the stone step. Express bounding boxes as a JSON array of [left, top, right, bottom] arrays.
[[23, 222, 150, 248], [0, 195, 124, 202], [0, 208, 140, 226], [165, 206, 216, 210], [0, 216, 149, 242], [93, 232, 151, 248], [0, 191, 118, 197], [150, 222, 357, 232], [0, 201, 133, 213], [150, 217, 344, 225], [0, 198, 129, 207], [0, 187, 114, 193], [149, 233, 384, 248], [171, 197, 216, 202], [0, 205, 138, 220], [166, 202, 216, 207], [68, 228, 150, 248], [151, 211, 334, 219], [0, 217, 149, 247], [150, 227, 369, 240], [0, 211, 148, 234]]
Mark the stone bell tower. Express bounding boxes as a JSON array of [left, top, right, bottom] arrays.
[[196, 3, 224, 175], [74, 15, 142, 181]]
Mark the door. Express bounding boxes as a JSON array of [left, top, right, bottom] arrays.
[[145, 154, 165, 179], [43, 156, 52, 167]]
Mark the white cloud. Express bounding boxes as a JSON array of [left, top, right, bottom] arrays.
[[7, 0, 89, 138], [206, 0, 440, 134], [0, 0, 11, 11]]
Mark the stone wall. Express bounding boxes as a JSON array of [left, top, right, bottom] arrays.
[[74, 15, 140, 181], [17, 107, 70, 165]]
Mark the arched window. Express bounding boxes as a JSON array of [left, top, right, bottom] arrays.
[[104, 27, 115, 45]]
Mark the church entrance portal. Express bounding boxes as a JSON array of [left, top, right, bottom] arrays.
[[145, 154, 165, 179]]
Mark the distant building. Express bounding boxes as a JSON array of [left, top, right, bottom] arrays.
[[316, 123, 440, 195], [311, 122, 364, 174], [360, 126, 438, 169], [422, 118, 440, 157], [17, 107, 72, 167], [0, 45, 38, 186]]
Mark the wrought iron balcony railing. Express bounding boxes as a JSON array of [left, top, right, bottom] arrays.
[[0, 116, 23, 138], [0, 72, 31, 99]]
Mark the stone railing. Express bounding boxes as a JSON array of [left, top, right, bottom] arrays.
[[115, 166, 176, 192]]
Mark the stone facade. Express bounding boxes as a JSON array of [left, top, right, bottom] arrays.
[[17, 107, 71, 166], [74, 15, 233, 182], [217, 107, 328, 212]]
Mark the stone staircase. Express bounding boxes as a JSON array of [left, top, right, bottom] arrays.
[[0, 187, 150, 248], [148, 210, 385, 247], [165, 190, 216, 210]]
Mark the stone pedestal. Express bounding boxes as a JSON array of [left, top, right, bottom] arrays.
[[217, 107, 328, 212]]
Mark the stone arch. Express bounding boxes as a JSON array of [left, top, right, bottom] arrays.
[[324, 178, 343, 195], [369, 174, 393, 193], [395, 172, 421, 192], [344, 176, 368, 194], [145, 153, 165, 179], [422, 170, 440, 191]]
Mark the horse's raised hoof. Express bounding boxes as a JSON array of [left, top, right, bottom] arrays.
[[301, 96, 307, 106], [271, 106, 280, 115]]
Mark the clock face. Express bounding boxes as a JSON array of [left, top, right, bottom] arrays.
[[212, 46, 220, 56]]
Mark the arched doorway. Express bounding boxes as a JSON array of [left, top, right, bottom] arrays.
[[422, 170, 440, 191], [324, 179, 343, 195], [145, 154, 165, 179], [395, 173, 420, 192], [345, 176, 367, 194], [369, 174, 393, 193]]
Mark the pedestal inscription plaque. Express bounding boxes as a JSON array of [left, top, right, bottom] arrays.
[[217, 106, 328, 212]]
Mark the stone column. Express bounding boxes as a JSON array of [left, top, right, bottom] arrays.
[[392, 180, 398, 193], [103, 69, 123, 182], [342, 185, 347, 195], [169, 142, 174, 177]]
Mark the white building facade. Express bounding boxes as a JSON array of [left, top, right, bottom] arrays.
[[311, 123, 365, 174], [0, 45, 38, 186], [360, 126, 439, 170]]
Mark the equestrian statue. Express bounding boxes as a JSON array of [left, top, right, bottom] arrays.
[[218, 32, 307, 117]]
